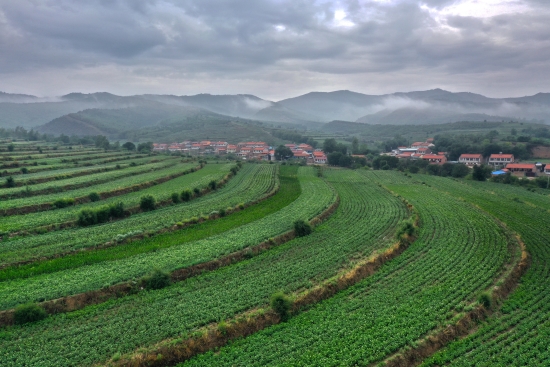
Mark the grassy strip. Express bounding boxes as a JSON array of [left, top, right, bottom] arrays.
[[1, 153, 144, 175], [1, 156, 158, 187], [0, 166, 294, 281], [0, 163, 201, 216], [0, 159, 178, 199]]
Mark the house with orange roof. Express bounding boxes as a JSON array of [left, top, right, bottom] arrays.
[[505, 163, 537, 177], [489, 153, 514, 167], [420, 153, 447, 165], [459, 154, 483, 166]]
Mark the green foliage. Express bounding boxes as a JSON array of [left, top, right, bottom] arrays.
[[20, 167, 28, 174], [181, 189, 193, 202], [5, 176, 15, 188], [142, 269, 171, 290], [122, 142, 136, 151], [7, 143, 14, 152], [171, 192, 180, 203], [373, 155, 399, 170], [294, 219, 312, 237], [77, 202, 124, 226], [88, 192, 100, 202], [52, 198, 75, 209], [193, 187, 202, 197], [478, 292, 492, 309], [395, 219, 416, 241], [137, 142, 154, 153], [473, 164, 491, 181], [274, 145, 293, 161], [140, 195, 156, 211], [208, 180, 217, 190], [14, 303, 48, 325], [270, 292, 292, 321]]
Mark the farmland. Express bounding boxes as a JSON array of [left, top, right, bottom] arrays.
[[0, 145, 548, 366]]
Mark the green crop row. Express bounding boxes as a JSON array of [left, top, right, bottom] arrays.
[[0, 155, 170, 187], [0, 169, 401, 366], [0, 164, 261, 265], [408, 174, 550, 367], [0, 162, 223, 234], [1, 148, 103, 161], [1, 153, 146, 175], [0, 165, 330, 308], [0, 166, 301, 282], [0, 158, 178, 199], [179, 170, 512, 367], [0, 161, 198, 212], [0, 151, 131, 169]]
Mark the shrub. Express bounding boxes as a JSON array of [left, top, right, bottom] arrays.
[[219, 208, 226, 217], [181, 189, 193, 202], [396, 219, 416, 240], [140, 195, 156, 211], [171, 192, 181, 204], [14, 303, 48, 325], [294, 219, 312, 237], [5, 176, 15, 188], [208, 180, 217, 190], [142, 269, 171, 290], [20, 167, 28, 174], [230, 166, 238, 175], [270, 292, 292, 321], [193, 187, 201, 197], [88, 192, 100, 202], [77, 202, 124, 226], [52, 198, 75, 209], [77, 209, 97, 226], [478, 292, 493, 309]]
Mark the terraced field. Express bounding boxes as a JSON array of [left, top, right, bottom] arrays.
[[179, 170, 516, 367], [0, 151, 547, 367], [412, 175, 550, 367], [0, 168, 407, 366]]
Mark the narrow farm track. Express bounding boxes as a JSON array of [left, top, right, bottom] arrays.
[[412, 175, 550, 367], [0, 168, 401, 367], [177, 169, 517, 367]]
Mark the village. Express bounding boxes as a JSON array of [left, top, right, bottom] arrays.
[[153, 141, 328, 164], [390, 138, 550, 177], [153, 137, 550, 178]]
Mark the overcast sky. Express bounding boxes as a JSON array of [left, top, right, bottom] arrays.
[[0, 0, 548, 100]]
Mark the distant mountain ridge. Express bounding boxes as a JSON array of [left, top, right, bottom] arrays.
[[1, 89, 549, 135]]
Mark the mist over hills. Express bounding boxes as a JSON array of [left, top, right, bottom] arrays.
[[0, 89, 549, 138]]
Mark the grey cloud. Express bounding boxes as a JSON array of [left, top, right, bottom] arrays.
[[0, 0, 548, 99]]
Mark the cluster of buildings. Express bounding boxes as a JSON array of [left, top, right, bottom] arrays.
[[391, 139, 449, 165], [390, 139, 549, 177], [152, 141, 329, 164], [458, 153, 549, 177]]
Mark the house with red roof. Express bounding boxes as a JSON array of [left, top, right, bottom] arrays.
[[459, 154, 483, 167], [506, 163, 537, 177], [489, 154, 514, 167], [421, 153, 447, 165]]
